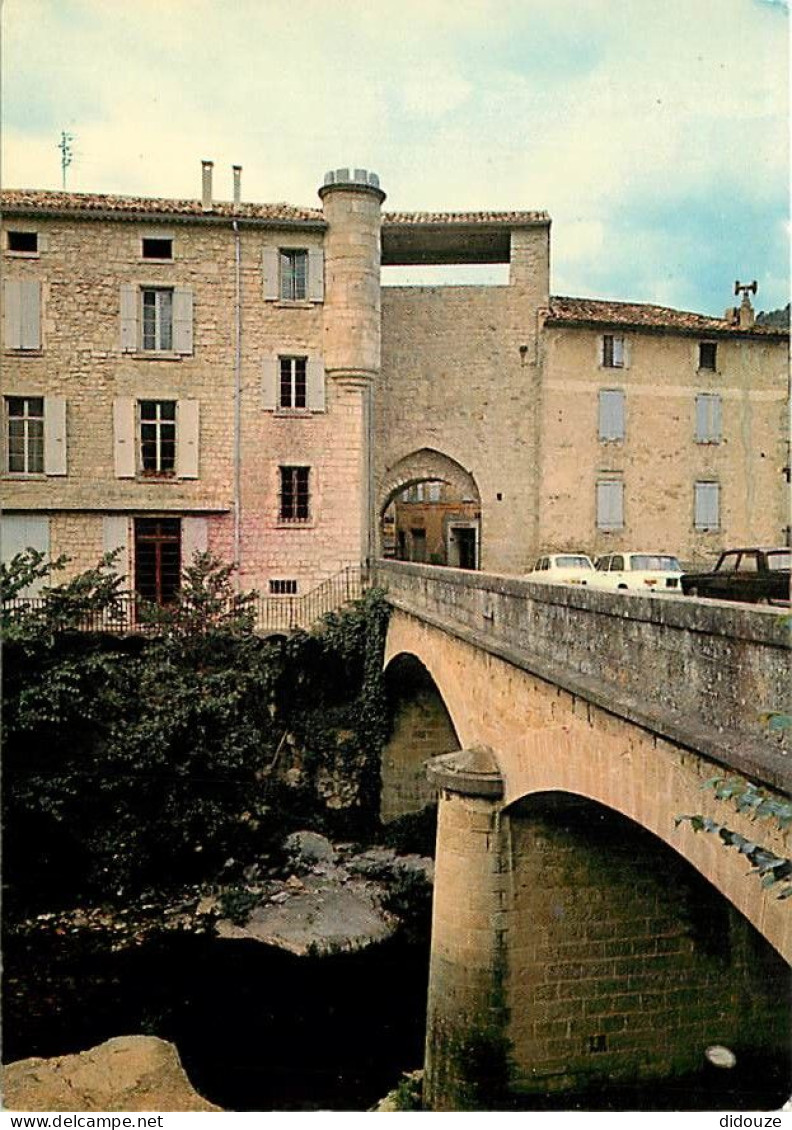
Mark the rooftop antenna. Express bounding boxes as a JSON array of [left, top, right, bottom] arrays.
[[58, 131, 75, 189]]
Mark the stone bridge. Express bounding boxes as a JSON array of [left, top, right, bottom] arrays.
[[375, 560, 791, 1110]]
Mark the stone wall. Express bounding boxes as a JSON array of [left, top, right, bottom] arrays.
[[540, 326, 789, 565], [378, 224, 550, 576], [377, 560, 791, 788], [505, 794, 790, 1095]]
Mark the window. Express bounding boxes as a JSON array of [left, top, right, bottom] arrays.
[[7, 231, 38, 253], [142, 237, 173, 260], [270, 579, 298, 595], [695, 393, 722, 443], [596, 479, 624, 530], [601, 334, 625, 368], [5, 396, 43, 473], [263, 354, 325, 412], [139, 400, 176, 474], [279, 356, 307, 409], [142, 288, 173, 351], [280, 250, 308, 301], [114, 398, 198, 479], [120, 285, 193, 355], [699, 342, 717, 371], [279, 466, 310, 522], [3, 279, 41, 350], [694, 481, 720, 531], [410, 527, 427, 563], [134, 517, 181, 604], [598, 389, 625, 441]]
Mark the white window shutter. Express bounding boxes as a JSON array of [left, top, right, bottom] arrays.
[[695, 395, 707, 442], [712, 394, 722, 441], [597, 481, 623, 530], [173, 287, 194, 354], [308, 248, 325, 302], [307, 357, 326, 412], [120, 284, 138, 352], [20, 281, 41, 349], [263, 246, 279, 300], [1, 514, 50, 594], [182, 517, 209, 567], [599, 390, 624, 441], [44, 397, 67, 476], [3, 280, 22, 349], [177, 399, 200, 478], [113, 398, 136, 478], [103, 516, 129, 578], [262, 355, 278, 410], [695, 482, 719, 529]]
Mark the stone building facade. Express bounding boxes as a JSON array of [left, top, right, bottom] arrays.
[[1, 166, 788, 598]]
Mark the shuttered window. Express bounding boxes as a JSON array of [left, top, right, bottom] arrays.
[[601, 334, 625, 368], [4, 280, 41, 350], [263, 354, 325, 412], [1, 514, 50, 594], [694, 481, 720, 530], [263, 247, 324, 302], [120, 285, 193, 354], [113, 398, 199, 479], [598, 390, 625, 441], [596, 479, 624, 530], [6, 396, 44, 473], [695, 393, 722, 443], [279, 356, 307, 409], [280, 250, 308, 300]]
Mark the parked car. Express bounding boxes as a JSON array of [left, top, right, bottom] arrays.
[[588, 552, 684, 593], [525, 553, 595, 586], [680, 548, 791, 605]]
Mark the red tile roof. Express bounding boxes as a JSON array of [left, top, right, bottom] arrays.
[[0, 189, 549, 228], [0, 189, 324, 223], [383, 210, 550, 226], [547, 295, 786, 337]]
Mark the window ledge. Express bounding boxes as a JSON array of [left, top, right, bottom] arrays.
[[271, 299, 318, 309], [2, 472, 47, 480], [125, 351, 185, 361], [138, 258, 174, 264], [697, 368, 720, 376], [4, 348, 43, 357], [694, 439, 722, 445], [4, 251, 40, 260], [275, 520, 314, 529], [273, 407, 313, 418], [598, 437, 625, 444]]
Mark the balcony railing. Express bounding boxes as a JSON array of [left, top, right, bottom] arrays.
[[2, 565, 372, 636]]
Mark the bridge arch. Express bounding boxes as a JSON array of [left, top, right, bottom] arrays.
[[385, 607, 791, 961], [381, 652, 460, 823]]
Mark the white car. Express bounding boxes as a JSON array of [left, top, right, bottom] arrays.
[[589, 552, 684, 593], [525, 553, 595, 586]]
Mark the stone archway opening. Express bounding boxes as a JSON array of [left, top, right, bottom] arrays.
[[378, 449, 481, 568], [381, 653, 461, 825], [501, 790, 791, 1107]]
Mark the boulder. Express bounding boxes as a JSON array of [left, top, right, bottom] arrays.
[[283, 830, 336, 868], [2, 1035, 221, 1112]]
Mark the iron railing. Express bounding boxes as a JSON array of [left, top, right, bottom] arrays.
[[3, 565, 371, 636]]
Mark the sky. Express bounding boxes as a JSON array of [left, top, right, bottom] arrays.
[[1, 0, 789, 315]]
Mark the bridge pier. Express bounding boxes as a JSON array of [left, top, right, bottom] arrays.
[[424, 746, 509, 1110]]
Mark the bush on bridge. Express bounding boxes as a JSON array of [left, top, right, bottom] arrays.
[[2, 551, 391, 915]]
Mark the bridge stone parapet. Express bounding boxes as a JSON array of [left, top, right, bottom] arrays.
[[375, 560, 791, 792]]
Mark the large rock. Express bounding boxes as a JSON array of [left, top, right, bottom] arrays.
[[283, 830, 337, 869], [218, 879, 394, 956], [3, 1035, 221, 1112]]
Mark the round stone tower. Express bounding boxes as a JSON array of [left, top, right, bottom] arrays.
[[319, 168, 386, 561]]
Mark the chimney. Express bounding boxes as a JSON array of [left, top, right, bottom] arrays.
[[201, 159, 214, 212], [233, 165, 242, 206], [734, 279, 757, 330]]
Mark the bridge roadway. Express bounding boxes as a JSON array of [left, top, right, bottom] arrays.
[[374, 560, 791, 1108]]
